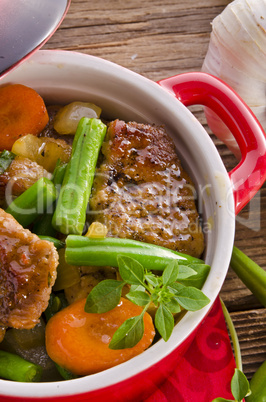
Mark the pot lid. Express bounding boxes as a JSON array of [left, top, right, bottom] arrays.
[[0, 0, 71, 79]]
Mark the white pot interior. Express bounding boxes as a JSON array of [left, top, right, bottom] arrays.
[[0, 50, 235, 399]]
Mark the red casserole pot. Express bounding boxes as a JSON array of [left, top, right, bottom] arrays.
[[0, 50, 265, 401]]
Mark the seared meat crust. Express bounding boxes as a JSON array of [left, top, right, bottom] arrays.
[[90, 120, 204, 258], [0, 209, 58, 330]]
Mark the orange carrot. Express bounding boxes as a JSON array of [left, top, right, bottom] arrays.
[[0, 84, 49, 151], [45, 297, 155, 375]]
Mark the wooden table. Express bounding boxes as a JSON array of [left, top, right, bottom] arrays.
[[44, 0, 266, 382]]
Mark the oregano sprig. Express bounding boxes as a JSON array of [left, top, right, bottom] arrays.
[[85, 255, 210, 349]]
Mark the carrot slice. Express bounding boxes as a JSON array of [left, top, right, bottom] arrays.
[[0, 84, 49, 151], [45, 297, 155, 375]]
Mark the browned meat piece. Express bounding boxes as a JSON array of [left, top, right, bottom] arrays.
[[0, 209, 58, 330], [64, 266, 117, 304], [0, 156, 50, 207], [90, 120, 205, 258]]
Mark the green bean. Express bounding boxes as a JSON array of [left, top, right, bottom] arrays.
[[54, 363, 78, 380], [33, 162, 68, 237], [52, 118, 106, 235], [6, 177, 57, 228], [0, 350, 42, 382], [65, 236, 205, 271], [246, 360, 266, 402], [38, 235, 65, 250], [33, 213, 57, 237], [230, 246, 266, 308], [0, 150, 15, 174], [52, 161, 68, 187]]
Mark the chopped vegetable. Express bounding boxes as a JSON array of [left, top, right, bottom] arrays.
[[52, 117, 107, 235], [0, 156, 51, 202], [6, 177, 57, 227], [0, 84, 49, 151], [32, 161, 68, 237], [52, 161, 68, 187], [0, 350, 42, 382], [230, 246, 266, 308], [65, 235, 207, 270], [0, 150, 15, 174], [43, 293, 77, 380], [85, 222, 108, 238], [12, 134, 72, 172], [33, 213, 57, 237], [52, 248, 80, 291], [38, 235, 65, 250], [45, 297, 155, 375], [53, 101, 102, 135], [54, 364, 78, 380], [44, 292, 69, 322]]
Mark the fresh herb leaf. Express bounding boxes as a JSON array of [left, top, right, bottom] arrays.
[[145, 273, 160, 288], [126, 290, 151, 306], [162, 260, 179, 286], [178, 264, 210, 289], [83, 254, 210, 349], [117, 255, 145, 286], [212, 399, 234, 402], [109, 314, 144, 349], [174, 286, 210, 311], [85, 279, 124, 313], [231, 369, 250, 401], [164, 298, 181, 314], [168, 282, 185, 294], [0, 150, 15, 174], [177, 265, 197, 280], [155, 304, 174, 341], [130, 284, 146, 292]]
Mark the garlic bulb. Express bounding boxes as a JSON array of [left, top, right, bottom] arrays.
[[202, 0, 266, 159]]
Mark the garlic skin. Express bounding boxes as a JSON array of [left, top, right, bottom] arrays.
[[202, 0, 266, 159]]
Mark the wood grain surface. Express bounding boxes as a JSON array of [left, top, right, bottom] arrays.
[[43, 0, 266, 381]]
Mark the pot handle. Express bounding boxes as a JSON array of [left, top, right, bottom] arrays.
[[158, 72, 266, 215]]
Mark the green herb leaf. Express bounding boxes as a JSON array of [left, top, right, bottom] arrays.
[[130, 284, 146, 292], [174, 286, 210, 311], [231, 369, 250, 401], [85, 279, 124, 313], [178, 264, 210, 289], [162, 260, 179, 286], [126, 290, 151, 306], [164, 298, 181, 314], [168, 282, 185, 294], [145, 273, 160, 288], [155, 304, 174, 341], [177, 265, 197, 280], [109, 314, 144, 349], [0, 150, 15, 174], [211, 398, 234, 402], [117, 255, 144, 286]]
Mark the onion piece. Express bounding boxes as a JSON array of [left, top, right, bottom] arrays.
[[202, 0, 266, 159], [54, 101, 102, 135]]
